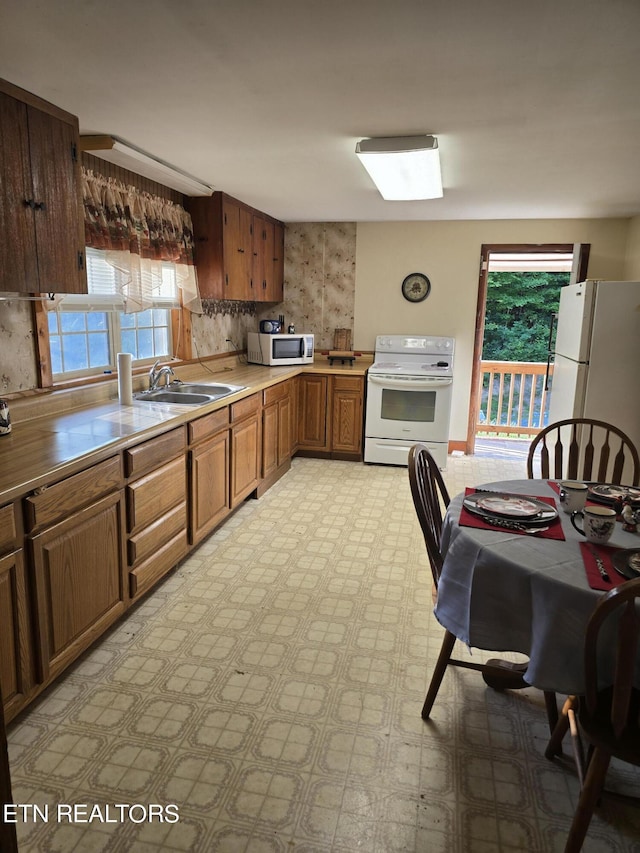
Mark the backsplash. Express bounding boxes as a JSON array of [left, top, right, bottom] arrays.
[[0, 222, 357, 393], [275, 223, 356, 350], [0, 299, 39, 392]]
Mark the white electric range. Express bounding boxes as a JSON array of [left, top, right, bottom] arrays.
[[364, 334, 455, 469]]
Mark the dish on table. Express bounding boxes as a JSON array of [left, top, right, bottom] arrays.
[[588, 484, 640, 507], [464, 492, 558, 525], [611, 548, 640, 580]]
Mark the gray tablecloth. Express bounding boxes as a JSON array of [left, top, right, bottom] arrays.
[[434, 479, 639, 695]]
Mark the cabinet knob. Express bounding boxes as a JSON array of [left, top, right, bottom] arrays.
[[34, 201, 46, 211], [23, 199, 35, 209]]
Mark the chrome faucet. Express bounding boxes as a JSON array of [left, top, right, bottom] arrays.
[[149, 360, 175, 390]]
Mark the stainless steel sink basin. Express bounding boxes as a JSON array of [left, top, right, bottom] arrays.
[[169, 383, 246, 396], [134, 381, 246, 406], [135, 390, 212, 405]]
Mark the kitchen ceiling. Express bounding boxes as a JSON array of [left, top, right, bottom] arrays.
[[2, 0, 639, 223]]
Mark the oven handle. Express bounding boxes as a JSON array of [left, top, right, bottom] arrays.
[[368, 375, 453, 390]]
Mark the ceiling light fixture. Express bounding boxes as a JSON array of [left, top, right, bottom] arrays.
[[79, 135, 214, 197], [355, 135, 443, 200]]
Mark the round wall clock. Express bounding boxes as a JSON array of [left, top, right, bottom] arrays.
[[401, 272, 431, 303]]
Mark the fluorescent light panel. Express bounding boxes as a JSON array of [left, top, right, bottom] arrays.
[[355, 135, 442, 200], [80, 136, 214, 197]]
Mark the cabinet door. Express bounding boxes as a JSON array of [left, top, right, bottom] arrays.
[[190, 429, 230, 544], [0, 550, 32, 722], [331, 376, 364, 455], [262, 402, 279, 479], [271, 221, 285, 302], [223, 198, 251, 300], [278, 395, 292, 465], [290, 375, 300, 453], [0, 93, 37, 290], [187, 195, 224, 299], [298, 375, 328, 449], [231, 415, 260, 507], [254, 217, 276, 301], [31, 491, 127, 681], [27, 105, 85, 293], [0, 91, 85, 294]]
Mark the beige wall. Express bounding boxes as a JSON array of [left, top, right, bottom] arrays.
[[623, 215, 640, 279], [354, 218, 631, 442]]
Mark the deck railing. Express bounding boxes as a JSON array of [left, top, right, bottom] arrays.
[[477, 360, 553, 437]]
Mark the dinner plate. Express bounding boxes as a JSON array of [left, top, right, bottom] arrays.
[[611, 548, 640, 580], [464, 492, 558, 525], [588, 484, 640, 507]]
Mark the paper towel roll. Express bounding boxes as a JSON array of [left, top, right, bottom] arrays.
[[117, 352, 133, 405]]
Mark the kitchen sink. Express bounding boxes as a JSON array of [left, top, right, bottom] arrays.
[[169, 382, 246, 396], [134, 382, 246, 406]]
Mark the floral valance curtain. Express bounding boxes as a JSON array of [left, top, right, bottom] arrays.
[[81, 167, 202, 314]]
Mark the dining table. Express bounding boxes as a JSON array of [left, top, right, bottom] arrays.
[[434, 478, 640, 696]]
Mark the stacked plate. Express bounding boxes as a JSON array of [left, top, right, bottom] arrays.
[[612, 549, 640, 579], [463, 492, 558, 529], [587, 484, 640, 508]]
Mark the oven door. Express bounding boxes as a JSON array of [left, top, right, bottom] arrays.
[[365, 374, 453, 442]]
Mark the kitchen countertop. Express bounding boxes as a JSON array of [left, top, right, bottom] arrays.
[[0, 355, 372, 504]]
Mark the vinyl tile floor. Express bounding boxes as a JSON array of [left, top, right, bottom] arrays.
[[6, 455, 640, 853]]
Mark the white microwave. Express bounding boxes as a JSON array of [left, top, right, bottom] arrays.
[[247, 332, 314, 366]]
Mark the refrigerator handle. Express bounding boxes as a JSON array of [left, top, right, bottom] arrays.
[[544, 313, 557, 392]]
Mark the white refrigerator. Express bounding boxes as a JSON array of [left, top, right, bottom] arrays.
[[548, 280, 640, 454]]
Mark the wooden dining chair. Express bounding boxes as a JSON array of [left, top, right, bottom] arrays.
[[407, 442, 450, 594], [527, 418, 640, 486], [544, 577, 640, 853], [408, 443, 558, 728]]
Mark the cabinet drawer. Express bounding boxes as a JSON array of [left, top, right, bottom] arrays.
[[127, 456, 185, 534], [263, 381, 289, 406], [188, 407, 229, 445], [128, 502, 187, 567], [129, 530, 188, 600], [230, 393, 259, 423], [24, 456, 122, 532], [0, 504, 18, 554], [332, 376, 363, 393], [124, 427, 185, 478]]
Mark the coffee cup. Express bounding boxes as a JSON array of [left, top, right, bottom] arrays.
[[571, 505, 617, 544], [558, 481, 588, 514]]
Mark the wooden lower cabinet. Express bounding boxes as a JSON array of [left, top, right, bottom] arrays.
[[259, 380, 292, 495], [297, 374, 364, 460], [230, 393, 261, 507], [30, 490, 127, 682], [298, 374, 329, 449], [0, 549, 32, 722], [1, 373, 368, 722], [330, 376, 364, 456], [189, 425, 231, 545]]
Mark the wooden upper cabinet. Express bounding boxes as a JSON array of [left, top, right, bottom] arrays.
[[188, 191, 283, 302], [0, 79, 86, 294], [223, 197, 252, 300]]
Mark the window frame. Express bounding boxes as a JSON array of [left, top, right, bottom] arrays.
[[33, 299, 191, 389]]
